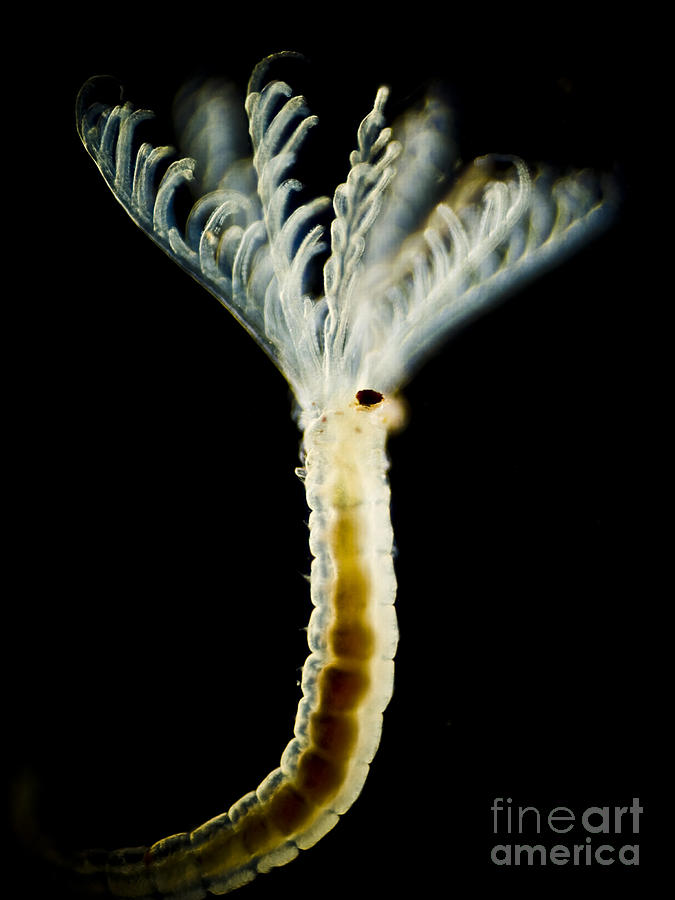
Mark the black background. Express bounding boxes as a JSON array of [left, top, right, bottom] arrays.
[[5, 6, 661, 899]]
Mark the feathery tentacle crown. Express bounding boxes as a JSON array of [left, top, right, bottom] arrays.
[[77, 52, 614, 425]]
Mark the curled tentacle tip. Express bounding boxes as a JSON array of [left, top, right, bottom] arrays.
[[76, 74, 124, 107], [75, 75, 125, 137], [246, 51, 308, 97]]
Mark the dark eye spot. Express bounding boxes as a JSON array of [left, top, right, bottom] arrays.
[[356, 389, 383, 407]]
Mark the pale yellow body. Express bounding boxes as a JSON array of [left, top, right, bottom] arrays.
[[62, 400, 401, 898]]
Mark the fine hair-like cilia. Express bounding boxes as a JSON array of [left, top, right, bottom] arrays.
[[43, 51, 613, 897]]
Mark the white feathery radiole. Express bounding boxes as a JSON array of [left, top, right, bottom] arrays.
[[54, 51, 615, 897]]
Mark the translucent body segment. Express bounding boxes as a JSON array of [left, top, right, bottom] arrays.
[[307, 604, 331, 653], [319, 663, 371, 712], [329, 619, 375, 659], [292, 809, 340, 851], [295, 749, 347, 804], [254, 841, 299, 873], [309, 712, 359, 759], [104, 849, 156, 899], [148, 834, 203, 897]]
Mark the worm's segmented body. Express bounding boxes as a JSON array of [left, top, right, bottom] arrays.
[[52, 400, 401, 898]]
